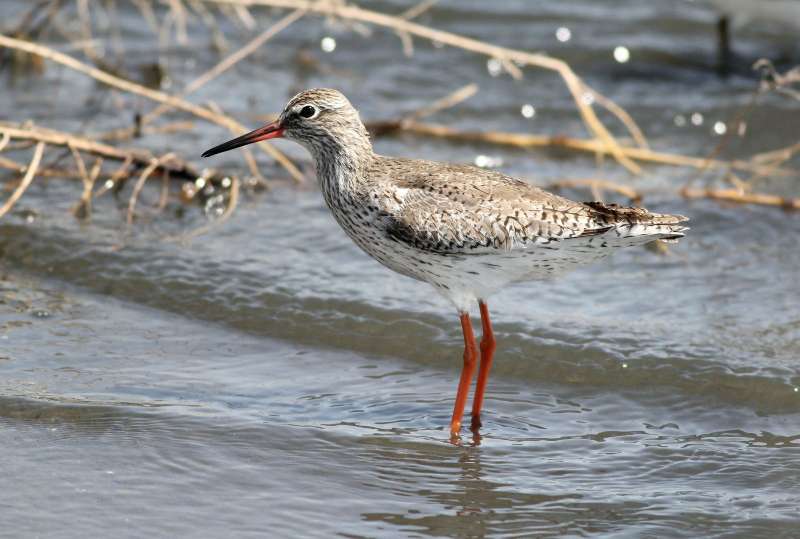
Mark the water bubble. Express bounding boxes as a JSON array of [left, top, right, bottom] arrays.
[[486, 58, 502, 77], [320, 36, 336, 53], [555, 27, 571, 42], [613, 46, 630, 63], [622, 363, 628, 369], [581, 91, 595, 105], [181, 182, 198, 202], [204, 194, 226, 218], [104, 179, 115, 189], [31, 309, 50, 319], [195, 177, 207, 189], [432, 40, 444, 49], [474, 155, 503, 168], [690, 112, 704, 126], [713, 121, 727, 135], [794, 387, 799, 393], [520, 104, 535, 118], [221, 177, 232, 188], [674, 114, 686, 127], [25, 213, 35, 224]]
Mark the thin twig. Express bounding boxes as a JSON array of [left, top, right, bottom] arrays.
[[403, 83, 478, 125], [127, 153, 175, 225], [0, 34, 303, 182], [94, 155, 134, 199], [680, 186, 800, 209], [0, 141, 45, 219], [181, 176, 241, 240], [139, 9, 305, 129], [205, 0, 645, 173], [366, 120, 796, 177], [0, 122, 218, 182]]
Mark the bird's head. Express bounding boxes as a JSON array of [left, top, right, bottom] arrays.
[[202, 88, 371, 163]]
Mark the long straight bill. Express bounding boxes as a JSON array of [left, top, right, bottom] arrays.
[[201, 120, 284, 158]]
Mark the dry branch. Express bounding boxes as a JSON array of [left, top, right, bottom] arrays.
[[365, 120, 796, 178], [0, 122, 205, 180], [205, 0, 646, 173], [127, 153, 175, 225], [0, 33, 304, 182], [0, 141, 45, 219], [680, 186, 800, 209], [178, 176, 241, 240], [138, 9, 305, 131]]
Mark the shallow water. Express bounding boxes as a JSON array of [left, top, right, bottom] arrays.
[[1, 1, 800, 537]]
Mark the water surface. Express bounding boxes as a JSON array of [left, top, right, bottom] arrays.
[[1, 1, 799, 537]]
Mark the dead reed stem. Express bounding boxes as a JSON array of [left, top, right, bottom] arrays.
[[366, 120, 795, 178], [127, 153, 175, 225], [0, 141, 45, 219], [0, 33, 304, 182], [680, 186, 800, 209], [177, 176, 241, 241], [0, 122, 200, 179], [205, 0, 645, 174], [138, 9, 305, 131]]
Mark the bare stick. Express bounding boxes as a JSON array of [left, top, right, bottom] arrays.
[[366, 120, 796, 177], [0, 142, 45, 219], [400, 0, 439, 20], [0, 155, 79, 179], [0, 34, 303, 182], [127, 153, 175, 225], [403, 83, 478, 124], [588, 88, 648, 149], [680, 186, 800, 209], [205, 0, 644, 173], [1, 122, 224, 182], [140, 9, 305, 127], [94, 155, 134, 199], [180, 176, 241, 240]]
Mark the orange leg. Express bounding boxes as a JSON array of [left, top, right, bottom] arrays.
[[449, 312, 478, 438], [470, 300, 496, 431]]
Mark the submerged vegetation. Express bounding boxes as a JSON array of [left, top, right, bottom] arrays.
[[1, 0, 799, 232]]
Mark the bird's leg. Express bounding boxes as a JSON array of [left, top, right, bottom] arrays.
[[449, 312, 478, 438], [470, 300, 496, 431]]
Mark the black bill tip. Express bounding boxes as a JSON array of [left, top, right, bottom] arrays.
[[201, 121, 284, 159]]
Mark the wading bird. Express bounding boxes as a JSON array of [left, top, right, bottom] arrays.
[[203, 89, 688, 439]]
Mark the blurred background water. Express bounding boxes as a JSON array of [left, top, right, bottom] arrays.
[[1, 1, 799, 537]]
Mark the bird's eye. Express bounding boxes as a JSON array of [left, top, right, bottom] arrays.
[[299, 105, 318, 119]]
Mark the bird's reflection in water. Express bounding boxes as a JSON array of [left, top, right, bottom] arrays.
[[360, 435, 579, 538]]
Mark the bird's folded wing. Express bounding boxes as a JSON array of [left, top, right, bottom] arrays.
[[372, 158, 688, 255], [376, 161, 609, 254]]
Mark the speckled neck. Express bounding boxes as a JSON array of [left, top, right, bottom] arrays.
[[309, 122, 374, 206]]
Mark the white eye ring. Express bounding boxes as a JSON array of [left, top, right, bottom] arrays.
[[298, 105, 319, 119]]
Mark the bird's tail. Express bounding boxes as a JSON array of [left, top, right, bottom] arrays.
[[582, 202, 689, 244]]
